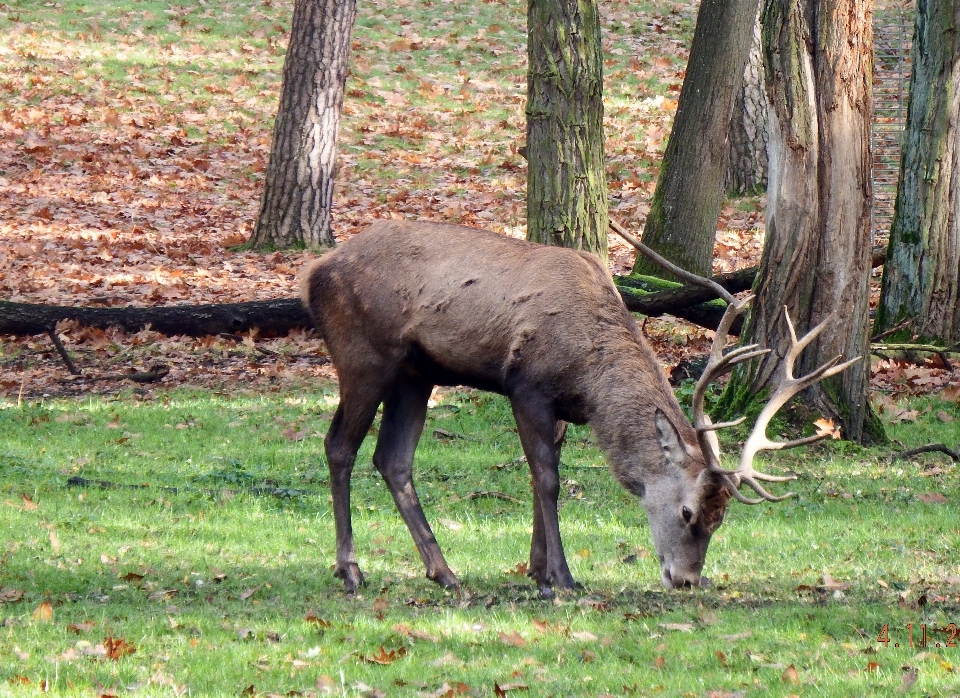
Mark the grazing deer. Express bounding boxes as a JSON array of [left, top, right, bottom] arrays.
[[299, 220, 856, 596]]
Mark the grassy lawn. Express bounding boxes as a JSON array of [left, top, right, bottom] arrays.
[[1, 0, 958, 695], [2, 386, 959, 696]]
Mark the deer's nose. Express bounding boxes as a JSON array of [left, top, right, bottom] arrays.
[[661, 565, 702, 589]]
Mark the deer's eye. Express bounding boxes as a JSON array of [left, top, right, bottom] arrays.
[[681, 506, 693, 524]]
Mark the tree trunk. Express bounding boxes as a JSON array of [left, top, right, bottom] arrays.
[[249, 0, 357, 250], [722, 0, 883, 444], [526, 0, 608, 263], [725, 9, 769, 196], [874, 0, 960, 343], [632, 0, 758, 278]]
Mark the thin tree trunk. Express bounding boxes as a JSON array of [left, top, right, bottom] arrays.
[[526, 0, 608, 263], [250, 0, 357, 249], [875, 0, 960, 342], [725, 10, 769, 195], [723, 0, 882, 444], [632, 0, 757, 278]]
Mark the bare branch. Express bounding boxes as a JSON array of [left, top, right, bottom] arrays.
[[608, 218, 738, 305]]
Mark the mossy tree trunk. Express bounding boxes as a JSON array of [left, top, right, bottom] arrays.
[[874, 0, 960, 343], [632, 0, 758, 278], [250, 0, 357, 250], [723, 0, 883, 444], [526, 0, 608, 263]]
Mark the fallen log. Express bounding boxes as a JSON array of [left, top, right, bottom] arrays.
[[0, 298, 312, 337], [1, 289, 734, 337], [0, 247, 886, 338]]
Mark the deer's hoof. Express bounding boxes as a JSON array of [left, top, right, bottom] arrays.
[[335, 564, 365, 594]]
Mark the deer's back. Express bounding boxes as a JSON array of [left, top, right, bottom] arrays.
[[302, 220, 645, 409]]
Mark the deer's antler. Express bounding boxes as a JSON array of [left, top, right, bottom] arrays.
[[692, 303, 860, 505]]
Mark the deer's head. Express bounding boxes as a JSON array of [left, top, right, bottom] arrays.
[[645, 298, 858, 589]]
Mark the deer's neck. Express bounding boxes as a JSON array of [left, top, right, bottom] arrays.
[[584, 340, 693, 496]]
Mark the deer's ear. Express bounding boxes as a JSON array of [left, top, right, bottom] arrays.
[[655, 409, 688, 469]]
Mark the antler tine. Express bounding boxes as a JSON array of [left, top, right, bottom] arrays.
[[692, 297, 770, 464]]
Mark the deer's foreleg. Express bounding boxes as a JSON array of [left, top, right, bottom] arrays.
[[512, 396, 575, 597]]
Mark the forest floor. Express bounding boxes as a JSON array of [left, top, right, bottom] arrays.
[[0, 0, 949, 407]]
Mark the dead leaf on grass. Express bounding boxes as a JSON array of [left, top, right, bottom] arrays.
[[67, 621, 97, 633], [393, 623, 439, 643], [814, 418, 841, 439], [820, 571, 851, 591], [918, 492, 948, 504], [506, 562, 528, 576], [239, 586, 261, 600], [361, 646, 407, 665], [31, 600, 53, 622], [305, 612, 333, 628], [498, 630, 527, 647], [0, 588, 25, 603], [781, 664, 800, 684], [373, 596, 388, 620], [103, 636, 136, 660]]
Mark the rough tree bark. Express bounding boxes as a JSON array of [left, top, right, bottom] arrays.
[[632, 0, 757, 278], [725, 7, 769, 195], [526, 0, 608, 262], [722, 0, 883, 444], [249, 0, 357, 249], [874, 0, 960, 343]]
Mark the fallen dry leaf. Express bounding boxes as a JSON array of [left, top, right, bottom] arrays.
[[814, 417, 841, 439], [31, 600, 53, 622], [305, 612, 333, 628], [571, 631, 598, 641], [393, 623, 439, 643], [0, 588, 25, 603], [103, 636, 136, 661], [497, 630, 527, 648], [361, 646, 407, 665], [820, 571, 851, 591], [781, 664, 800, 684], [239, 586, 261, 600], [506, 561, 529, 576], [918, 492, 948, 504]]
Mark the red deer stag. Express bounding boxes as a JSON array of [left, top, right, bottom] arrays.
[[299, 220, 857, 597]]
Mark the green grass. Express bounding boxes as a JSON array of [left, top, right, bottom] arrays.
[[2, 386, 960, 696]]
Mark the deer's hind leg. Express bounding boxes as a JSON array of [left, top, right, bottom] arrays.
[[373, 377, 459, 590], [324, 373, 391, 594]]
